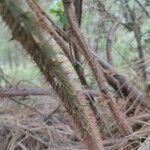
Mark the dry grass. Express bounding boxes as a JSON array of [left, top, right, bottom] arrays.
[[1, 91, 150, 150], [0, 83, 150, 150], [0, 95, 85, 150]]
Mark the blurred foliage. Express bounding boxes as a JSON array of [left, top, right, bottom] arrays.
[[49, 0, 68, 29], [0, 0, 149, 87]]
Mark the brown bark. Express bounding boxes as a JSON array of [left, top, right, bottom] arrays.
[[0, 88, 100, 98], [27, 0, 89, 88], [99, 58, 150, 110], [0, 1, 104, 149], [81, 1, 148, 108], [0, 88, 50, 97], [25, 0, 150, 111], [26, 0, 102, 132], [51, 18, 149, 110], [29, 0, 107, 131], [74, 0, 83, 25], [26, 0, 74, 64], [73, 0, 88, 87], [63, 0, 133, 136]]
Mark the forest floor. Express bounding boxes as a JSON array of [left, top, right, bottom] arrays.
[[0, 92, 86, 150]]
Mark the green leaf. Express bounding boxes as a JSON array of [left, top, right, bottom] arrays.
[[49, 9, 57, 14], [56, 1, 63, 8]]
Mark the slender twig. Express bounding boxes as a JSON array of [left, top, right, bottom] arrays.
[[135, 0, 150, 18], [63, 0, 132, 136], [0, 87, 100, 98], [106, 21, 119, 65]]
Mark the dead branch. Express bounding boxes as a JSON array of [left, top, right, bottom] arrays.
[[99, 59, 150, 110], [73, 0, 89, 87], [26, 0, 104, 135], [0, 1, 104, 149], [81, 1, 150, 109], [0, 88, 100, 98], [0, 88, 50, 97], [28, 1, 149, 112], [63, 0, 132, 136], [26, 0, 89, 89]]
